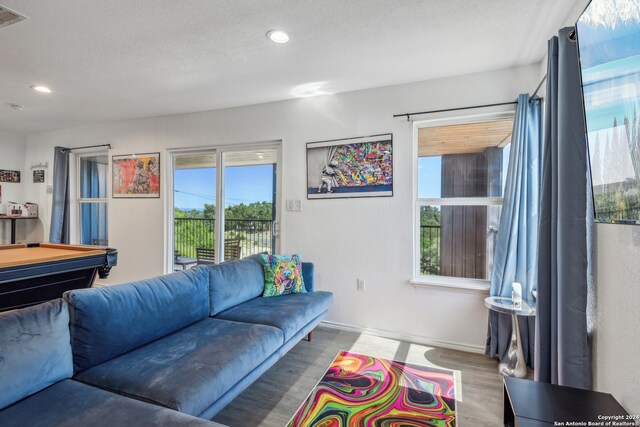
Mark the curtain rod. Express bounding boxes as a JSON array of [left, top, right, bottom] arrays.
[[393, 75, 547, 121], [530, 75, 547, 100], [62, 144, 111, 152], [393, 101, 518, 121]]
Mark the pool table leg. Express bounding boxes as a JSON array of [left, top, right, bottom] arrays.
[[98, 266, 113, 279]]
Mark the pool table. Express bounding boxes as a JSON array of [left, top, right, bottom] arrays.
[[0, 243, 118, 311]]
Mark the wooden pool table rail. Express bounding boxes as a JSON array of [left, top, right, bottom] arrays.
[[0, 243, 106, 268], [0, 243, 117, 311]]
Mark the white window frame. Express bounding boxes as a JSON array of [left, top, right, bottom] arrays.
[[411, 109, 515, 292], [73, 151, 109, 245], [165, 141, 282, 273]]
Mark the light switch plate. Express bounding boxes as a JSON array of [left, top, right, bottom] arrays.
[[286, 200, 302, 212]]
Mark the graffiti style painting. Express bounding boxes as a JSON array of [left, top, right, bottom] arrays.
[[112, 153, 160, 198], [307, 134, 393, 199]]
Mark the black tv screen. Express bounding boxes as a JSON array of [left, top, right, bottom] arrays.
[[576, 0, 640, 224]]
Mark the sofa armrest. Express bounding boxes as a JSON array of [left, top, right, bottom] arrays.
[[302, 262, 314, 292]]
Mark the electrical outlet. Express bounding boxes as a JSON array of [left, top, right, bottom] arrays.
[[357, 278, 365, 291]]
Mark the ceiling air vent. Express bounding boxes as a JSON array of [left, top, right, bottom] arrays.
[[0, 5, 27, 29]]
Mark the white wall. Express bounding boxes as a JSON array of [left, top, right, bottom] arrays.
[[23, 64, 541, 351], [593, 224, 640, 414], [0, 131, 26, 243]]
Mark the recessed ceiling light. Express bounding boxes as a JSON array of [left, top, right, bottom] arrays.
[[31, 85, 52, 94], [266, 30, 289, 44]]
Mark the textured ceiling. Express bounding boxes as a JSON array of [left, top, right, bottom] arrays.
[[0, 0, 582, 134]]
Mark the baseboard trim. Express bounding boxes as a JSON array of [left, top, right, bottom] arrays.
[[320, 320, 486, 354]]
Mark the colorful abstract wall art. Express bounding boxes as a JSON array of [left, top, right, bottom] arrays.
[[112, 152, 160, 198], [307, 134, 393, 199], [288, 351, 456, 427]]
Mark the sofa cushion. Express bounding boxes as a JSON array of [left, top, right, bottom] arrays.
[[301, 262, 315, 292], [215, 291, 333, 341], [207, 254, 265, 315], [74, 318, 284, 417], [0, 379, 225, 427], [64, 267, 210, 372], [0, 299, 73, 411], [260, 253, 306, 297]]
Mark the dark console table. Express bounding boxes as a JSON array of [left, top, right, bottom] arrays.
[[0, 215, 38, 244], [504, 377, 629, 426]]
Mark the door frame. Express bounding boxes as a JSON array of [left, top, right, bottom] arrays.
[[165, 140, 282, 273]]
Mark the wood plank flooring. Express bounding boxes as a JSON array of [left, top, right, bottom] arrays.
[[212, 326, 511, 426]]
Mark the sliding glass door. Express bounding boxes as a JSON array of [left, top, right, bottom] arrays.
[[170, 145, 279, 270], [173, 152, 217, 261], [221, 149, 278, 261]]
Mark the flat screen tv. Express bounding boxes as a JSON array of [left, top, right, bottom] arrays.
[[576, 0, 640, 224]]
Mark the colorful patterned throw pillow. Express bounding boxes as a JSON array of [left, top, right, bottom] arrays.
[[260, 253, 306, 297]]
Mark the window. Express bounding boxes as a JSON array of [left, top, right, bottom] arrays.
[[78, 153, 108, 245], [415, 115, 513, 285]]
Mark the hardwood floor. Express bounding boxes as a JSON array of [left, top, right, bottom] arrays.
[[212, 326, 509, 426]]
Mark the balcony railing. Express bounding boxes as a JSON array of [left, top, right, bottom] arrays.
[[420, 225, 441, 275], [176, 219, 440, 271], [174, 217, 274, 259]]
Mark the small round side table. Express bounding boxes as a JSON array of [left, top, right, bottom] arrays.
[[484, 296, 536, 378]]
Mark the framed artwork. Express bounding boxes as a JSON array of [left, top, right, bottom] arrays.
[[306, 133, 393, 199], [576, 0, 640, 224], [0, 169, 21, 183], [33, 170, 45, 183], [112, 152, 160, 198]]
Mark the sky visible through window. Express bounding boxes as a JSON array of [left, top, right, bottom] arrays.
[[174, 165, 274, 211], [418, 156, 442, 198]]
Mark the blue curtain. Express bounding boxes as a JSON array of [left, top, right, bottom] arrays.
[[535, 27, 591, 389], [49, 147, 70, 243], [485, 93, 542, 365]]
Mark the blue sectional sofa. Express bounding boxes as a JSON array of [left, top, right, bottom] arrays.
[[0, 254, 332, 425], [0, 299, 222, 427]]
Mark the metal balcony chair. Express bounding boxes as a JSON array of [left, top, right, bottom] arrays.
[[224, 244, 241, 261], [223, 238, 241, 260], [196, 247, 216, 266], [196, 240, 242, 265]]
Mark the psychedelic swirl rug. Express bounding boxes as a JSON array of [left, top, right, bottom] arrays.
[[287, 351, 456, 426]]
